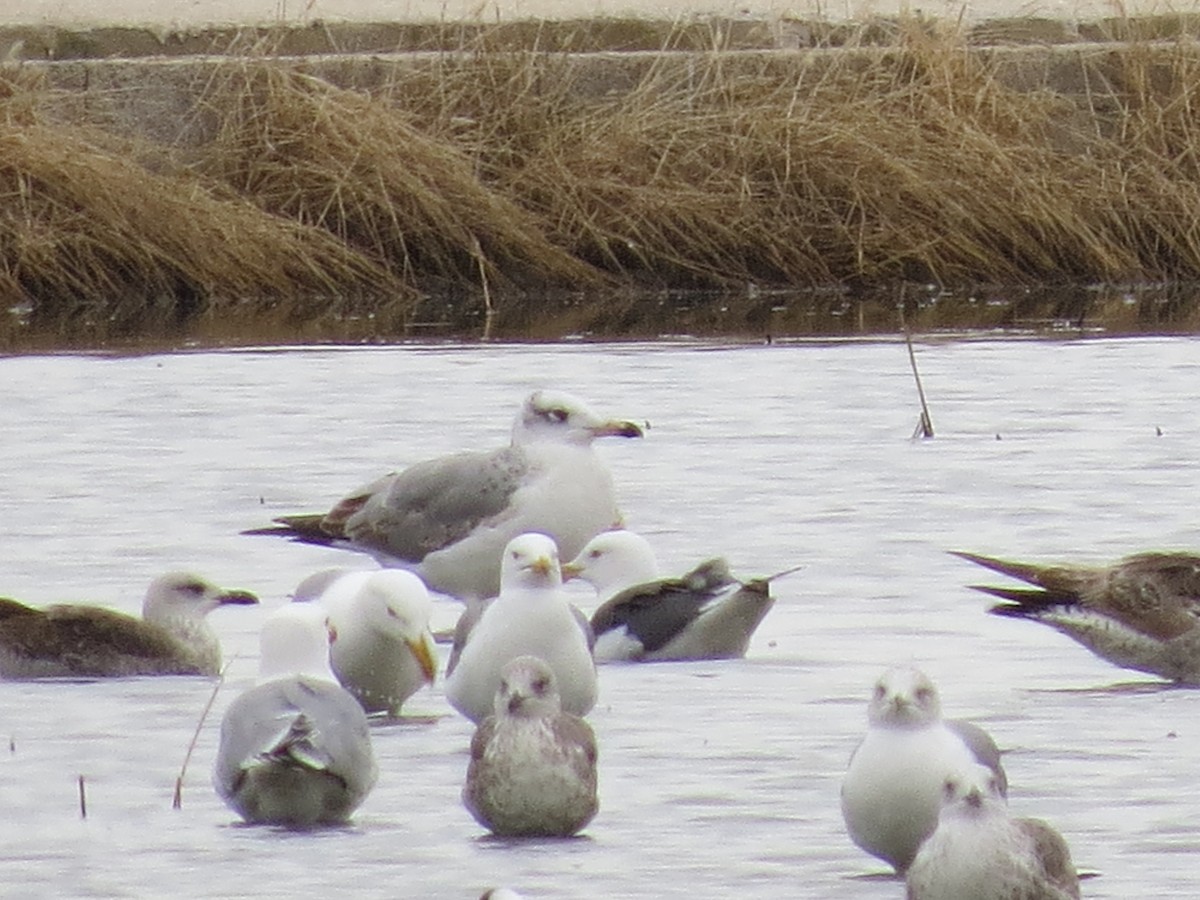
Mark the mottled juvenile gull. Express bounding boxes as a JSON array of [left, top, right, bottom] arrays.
[[841, 666, 1008, 873], [293, 568, 438, 716], [955, 548, 1200, 683], [213, 603, 378, 827], [563, 529, 792, 662], [446, 533, 597, 724], [0, 572, 257, 679], [463, 655, 598, 837], [906, 764, 1080, 900], [245, 390, 643, 601]]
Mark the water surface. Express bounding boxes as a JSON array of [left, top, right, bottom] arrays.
[[2, 337, 1198, 897]]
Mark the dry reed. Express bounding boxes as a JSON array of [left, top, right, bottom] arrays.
[[10, 19, 1200, 343]]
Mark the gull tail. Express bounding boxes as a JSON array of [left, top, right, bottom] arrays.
[[241, 515, 336, 547]]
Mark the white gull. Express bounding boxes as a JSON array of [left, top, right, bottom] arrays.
[[212, 603, 378, 827], [841, 666, 1008, 873], [293, 568, 438, 716], [246, 390, 643, 601], [446, 533, 597, 724]]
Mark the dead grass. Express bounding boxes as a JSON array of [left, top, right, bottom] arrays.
[[10, 18, 1200, 343]]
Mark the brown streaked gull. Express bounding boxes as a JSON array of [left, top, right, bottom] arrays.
[[446, 533, 596, 724], [0, 572, 257, 679], [563, 529, 794, 662], [213, 603, 378, 828], [906, 763, 1080, 900], [463, 655, 598, 838], [293, 568, 438, 716], [244, 390, 643, 601], [841, 666, 1008, 873], [954, 548, 1200, 684]]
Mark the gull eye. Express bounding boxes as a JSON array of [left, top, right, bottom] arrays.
[[872, 684, 886, 700], [943, 778, 957, 800], [179, 581, 206, 596], [533, 676, 550, 693], [544, 407, 569, 423], [589, 549, 602, 559], [915, 686, 933, 703], [385, 606, 400, 619]]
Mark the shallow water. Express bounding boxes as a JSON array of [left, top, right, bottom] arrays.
[[2, 336, 1199, 898]]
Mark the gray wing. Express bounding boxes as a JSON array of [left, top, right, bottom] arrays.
[[328, 445, 529, 562], [447, 598, 491, 677], [947, 718, 1008, 796], [215, 677, 376, 797]]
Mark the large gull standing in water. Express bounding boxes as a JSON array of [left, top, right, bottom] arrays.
[[463, 655, 598, 837], [292, 568, 438, 716], [245, 390, 643, 601], [213, 603, 378, 827], [446, 533, 597, 724], [954, 548, 1200, 684], [841, 666, 1008, 873], [0, 572, 257, 678], [563, 529, 793, 662], [906, 763, 1080, 900]]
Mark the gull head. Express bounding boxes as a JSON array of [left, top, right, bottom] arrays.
[[938, 763, 1007, 822], [563, 529, 660, 596], [257, 602, 337, 683], [867, 666, 943, 729], [495, 655, 562, 719], [356, 570, 438, 684], [514, 390, 643, 446], [501, 533, 564, 592], [141, 571, 258, 625]]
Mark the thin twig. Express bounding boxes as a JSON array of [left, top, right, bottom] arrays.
[[78, 775, 87, 819], [173, 657, 234, 810], [900, 295, 934, 439]]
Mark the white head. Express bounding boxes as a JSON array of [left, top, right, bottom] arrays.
[[513, 390, 643, 447], [867, 666, 943, 729], [257, 603, 337, 683], [141, 572, 258, 625], [500, 533, 564, 592], [494, 655, 562, 720], [937, 763, 1007, 822], [352, 570, 438, 684], [562, 530, 660, 596]]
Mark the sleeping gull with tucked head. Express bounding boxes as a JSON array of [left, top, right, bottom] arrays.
[[955, 548, 1200, 684], [213, 603, 378, 827], [841, 666, 1008, 873], [906, 763, 1080, 900], [292, 568, 438, 716], [563, 529, 793, 662], [446, 533, 597, 724], [245, 390, 643, 601], [0, 572, 257, 679], [463, 655, 598, 837]]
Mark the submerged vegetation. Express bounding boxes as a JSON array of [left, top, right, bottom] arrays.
[[6, 16, 1200, 345]]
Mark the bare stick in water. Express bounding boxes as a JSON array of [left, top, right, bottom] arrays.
[[899, 297, 934, 438], [78, 775, 87, 819], [173, 658, 233, 810]]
